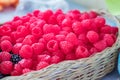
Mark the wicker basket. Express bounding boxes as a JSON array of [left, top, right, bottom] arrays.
[[2, 10, 120, 80]]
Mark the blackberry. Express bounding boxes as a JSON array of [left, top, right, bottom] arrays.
[[11, 54, 22, 64]]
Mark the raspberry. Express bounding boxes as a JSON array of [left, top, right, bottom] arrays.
[[11, 54, 22, 64], [62, 27, 72, 32], [16, 38, 24, 43], [94, 17, 105, 27], [22, 68, 32, 74], [59, 31, 68, 36], [16, 25, 29, 37], [19, 59, 32, 69], [103, 34, 114, 47], [36, 61, 49, 70], [54, 9, 63, 16], [43, 9, 53, 21], [72, 22, 85, 34], [13, 16, 21, 21], [11, 70, 21, 76], [47, 40, 58, 52], [19, 45, 33, 59], [62, 18, 72, 27], [66, 53, 76, 60], [55, 35, 65, 42], [89, 47, 98, 54], [75, 46, 90, 58], [51, 55, 61, 64], [57, 14, 65, 25], [0, 61, 13, 74], [79, 12, 89, 20], [11, 20, 22, 30], [36, 20, 46, 28], [0, 25, 11, 36], [33, 10, 40, 17], [48, 15, 57, 24], [0, 40, 12, 52], [0, 52, 11, 62], [14, 63, 23, 73], [43, 33, 55, 42], [94, 40, 107, 52], [12, 43, 22, 54], [81, 19, 92, 30], [21, 16, 30, 23], [43, 24, 60, 34], [86, 31, 99, 43], [111, 27, 118, 35], [39, 38, 47, 45], [60, 41, 73, 54], [52, 51, 65, 60], [100, 25, 112, 34], [0, 36, 12, 42], [78, 33, 89, 44], [89, 11, 97, 18], [22, 35, 36, 45], [37, 54, 51, 63], [31, 27, 42, 38], [65, 32, 78, 46], [32, 43, 45, 55]]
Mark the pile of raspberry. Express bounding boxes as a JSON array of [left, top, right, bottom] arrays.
[[0, 9, 118, 78]]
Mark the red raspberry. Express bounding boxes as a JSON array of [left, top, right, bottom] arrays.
[[72, 22, 85, 34], [14, 63, 23, 73], [86, 31, 99, 43], [55, 35, 65, 42], [36, 61, 49, 70], [65, 32, 78, 46], [16, 25, 29, 37], [11, 70, 22, 76], [39, 38, 47, 45], [32, 43, 45, 55], [31, 27, 43, 38], [66, 53, 76, 60], [22, 35, 36, 45], [94, 17, 105, 27], [51, 55, 61, 64], [0, 61, 13, 74], [48, 15, 57, 24], [43, 33, 55, 42], [52, 51, 65, 60], [13, 16, 21, 21], [103, 34, 115, 47], [89, 47, 98, 54], [16, 38, 24, 43], [78, 33, 89, 44], [0, 51, 11, 62], [37, 54, 51, 63], [47, 40, 58, 52], [57, 14, 65, 25], [79, 12, 89, 20], [36, 20, 46, 28], [100, 25, 112, 34], [0, 25, 11, 36], [43, 9, 53, 21], [19, 45, 33, 59], [59, 31, 68, 36], [89, 11, 98, 18], [54, 9, 63, 16], [33, 10, 40, 17], [75, 46, 90, 58], [62, 27, 72, 32], [11, 20, 22, 30], [111, 27, 118, 35], [0, 40, 12, 52], [60, 41, 74, 54], [19, 59, 32, 69], [62, 18, 72, 27], [43, 24, 60, 34], [22, 68, 32, 74], [94, 40, 107, 52], [81, 19, 92, 30], [21, 16, 30, 23], [12, 43, 22, 54], [0, 36, 12, 42]]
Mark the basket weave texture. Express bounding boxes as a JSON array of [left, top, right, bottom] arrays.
[[2, 10, 120, 80]]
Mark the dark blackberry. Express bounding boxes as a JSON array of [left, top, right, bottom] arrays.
[[11, 54, 22, 64], [0, 73, 5, 79]]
